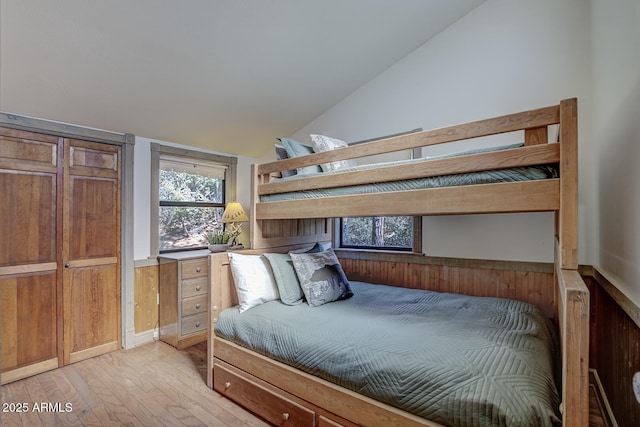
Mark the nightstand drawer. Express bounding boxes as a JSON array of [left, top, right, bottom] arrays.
[[182, 294, 208, 317], [181, 258, 208, 280], [181, 312, 207, 336], [182, 277, 208, 298]]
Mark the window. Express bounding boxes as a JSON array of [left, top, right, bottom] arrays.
[[339, 216, 417, 251], [159, 158, 226, 251], [151, 144, 237, 254]]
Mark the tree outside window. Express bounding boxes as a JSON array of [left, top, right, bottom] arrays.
[[340, 216, 413, 250], [159, 158, 226, 252]]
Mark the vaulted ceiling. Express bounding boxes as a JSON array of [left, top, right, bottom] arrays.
[[0, 0, 485, 157]]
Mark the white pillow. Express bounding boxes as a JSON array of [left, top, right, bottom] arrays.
[[228, 252, 280, 313], [310, 134, 358, 172]]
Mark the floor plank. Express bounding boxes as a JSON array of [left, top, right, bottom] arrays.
[[0, 341, 269, 427]]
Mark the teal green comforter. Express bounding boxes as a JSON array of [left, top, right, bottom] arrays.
[[215, 281, 561, 426]]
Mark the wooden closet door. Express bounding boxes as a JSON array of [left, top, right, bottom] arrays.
[[62, 138, 121, 364], [0, 128, 60, 384]]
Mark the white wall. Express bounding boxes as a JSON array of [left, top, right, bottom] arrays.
[[291, 0, 593, 263], [591, 0, 640, 307], [133, 136, 256, 261]]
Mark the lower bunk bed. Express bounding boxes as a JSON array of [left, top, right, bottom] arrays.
[[207, 248, 588, 427]]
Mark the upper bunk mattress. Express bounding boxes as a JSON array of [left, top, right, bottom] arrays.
[[215, 281, 561, 427], [260, 160, 558, 202]]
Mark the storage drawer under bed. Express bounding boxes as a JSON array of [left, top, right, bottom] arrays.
[[214, 362, 315, 426]]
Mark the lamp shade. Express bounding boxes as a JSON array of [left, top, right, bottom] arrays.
[[222, 202, 249, 223]]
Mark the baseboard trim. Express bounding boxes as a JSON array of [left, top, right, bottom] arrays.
[[134, 329, 158, 347]]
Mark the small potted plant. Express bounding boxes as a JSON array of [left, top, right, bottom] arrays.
[[205, 231, 231, 252]]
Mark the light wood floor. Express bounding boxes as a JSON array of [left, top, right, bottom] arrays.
[[1, 341, 612, 427], [0, 341, 268, 427]]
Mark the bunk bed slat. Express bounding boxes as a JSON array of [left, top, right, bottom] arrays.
[[256, 179, 560, 219]]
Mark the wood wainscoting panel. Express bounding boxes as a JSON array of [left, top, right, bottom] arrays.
[[134, 264, 159, 334], [338, 255, 555, 318], [584, 274, 640, 427], [259, 218, 328, 239]]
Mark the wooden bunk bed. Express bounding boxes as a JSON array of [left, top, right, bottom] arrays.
[[207, 98, 589, 426]]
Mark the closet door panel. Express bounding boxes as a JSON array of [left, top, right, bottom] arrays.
[[64, 265, 120, 363], [0, 171, 56, 266], [0, 271, 58, 383], [68, 176, 118, 259], [0, 129, 58, 172], [63, 139, 121, 365]]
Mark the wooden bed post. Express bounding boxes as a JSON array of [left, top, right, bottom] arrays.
[[555, 250, 590, 427], [559, 98, 578, 270], [208, 252, 235, 388], [556, 98, 589, 426]]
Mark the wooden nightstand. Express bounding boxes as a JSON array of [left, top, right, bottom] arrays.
[[158, 250, 210, 349]]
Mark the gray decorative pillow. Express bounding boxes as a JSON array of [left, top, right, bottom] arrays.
[[278, 137, 322, 175], [310, 134, 358, 172], [262, 253, 304, 305], [290, 248, 353, 307], [274, 144, 297, 178]]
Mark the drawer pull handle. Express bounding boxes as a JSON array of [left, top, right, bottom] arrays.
[[282, 413, 289, 421], [195, 285, 201, 291], [196, 267, 201, 273], [195, 322, 201, 328], [224, 382, 231, 389], [213, 305, 218, 311], [213, 317, 218, 323], [195, 303, 201, 309]]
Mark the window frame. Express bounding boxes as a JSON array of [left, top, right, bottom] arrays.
[[337, 216, 419, 252], [150, 143, 237, 256]]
